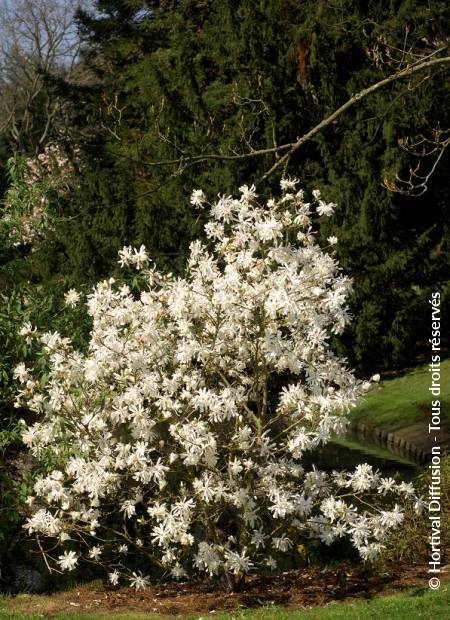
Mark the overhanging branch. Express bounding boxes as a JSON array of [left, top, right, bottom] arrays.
[[107, 51, 450, 185], [258, 52, 450, 182]]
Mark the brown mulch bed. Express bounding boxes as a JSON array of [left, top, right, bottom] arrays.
[[7, 562, 449, 617]]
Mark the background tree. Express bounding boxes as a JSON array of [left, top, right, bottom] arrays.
[[288, 0, 449, 371], [52, 0, 449, 372], [0, 0, 91, 156]]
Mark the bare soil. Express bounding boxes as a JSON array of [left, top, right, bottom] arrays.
[[7, 562, 449, 617]]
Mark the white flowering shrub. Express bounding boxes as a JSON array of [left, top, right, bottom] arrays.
[[16, 179, 421, 588]]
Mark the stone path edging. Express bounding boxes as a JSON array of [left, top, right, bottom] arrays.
[[351, 422, 432, 465]]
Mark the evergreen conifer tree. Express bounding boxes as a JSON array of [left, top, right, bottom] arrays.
[[48, 0, 449, 371]]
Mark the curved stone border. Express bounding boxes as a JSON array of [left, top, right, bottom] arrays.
[[350, 422, 429, 465]]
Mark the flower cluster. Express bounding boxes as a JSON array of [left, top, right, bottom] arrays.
[[2, 145, 79, 247], [23, 144, 78, 186], [17, 179, 420, 587]]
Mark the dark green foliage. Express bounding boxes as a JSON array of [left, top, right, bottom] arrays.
[[292, 0, 450, 371], [2, 0, 449, 370], [55, 0, 312, 278], [47, 0, 448, 372]]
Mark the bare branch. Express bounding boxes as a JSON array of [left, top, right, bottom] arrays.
[[121, 52, 450, 187], [383, 128, 450, 196], [259, 53, 450, 182], [0, 0, 89, 152]]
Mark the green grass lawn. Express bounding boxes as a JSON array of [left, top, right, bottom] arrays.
[[348, 358, 450, 431], [1, 583, 449, 620]]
